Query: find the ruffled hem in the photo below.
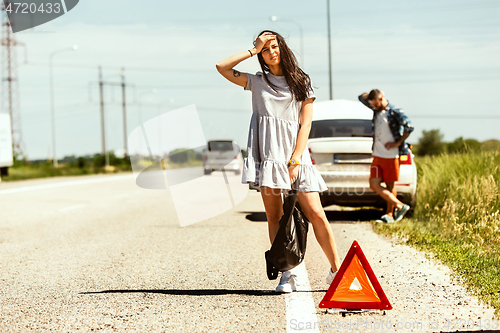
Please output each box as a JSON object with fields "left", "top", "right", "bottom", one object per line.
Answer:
{"left": 241, "top": 155, "right": 328, "bottom": 193}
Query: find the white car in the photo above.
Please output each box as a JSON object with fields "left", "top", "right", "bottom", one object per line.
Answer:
{"left": 203, "top": 140, "right": 242, "bottom": 175}
{"left": 308, "top": 100, "right": 417, "bottom": 213}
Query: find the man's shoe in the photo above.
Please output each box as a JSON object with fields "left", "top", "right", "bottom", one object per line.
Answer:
{"left": 326, "top": 268, "right": 338, "bottom": 285}
{"left": 276, "top": 271, "right": 297, "bottom": 293}
{"left": 394, "top": 204, "right": 410, "bottom": 222}
{"left": 375, "top": 214, "right": 395, "bottom": 223}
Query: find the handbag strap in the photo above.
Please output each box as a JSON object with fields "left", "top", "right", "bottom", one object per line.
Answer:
{"left": 290, "top": 178, "right": 300, "bottom": 194}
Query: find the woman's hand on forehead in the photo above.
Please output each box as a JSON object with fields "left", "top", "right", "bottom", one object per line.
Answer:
{"left": 254, "top": 33, "right": 276, "bottom": 53}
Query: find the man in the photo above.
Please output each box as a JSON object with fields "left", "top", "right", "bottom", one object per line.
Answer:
{"left": 359, "top": 89, "right": 414, "bottom": 223}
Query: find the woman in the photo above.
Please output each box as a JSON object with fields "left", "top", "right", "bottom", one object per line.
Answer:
{"left": 216, "top": 30, "right": 341, "bottom": 293}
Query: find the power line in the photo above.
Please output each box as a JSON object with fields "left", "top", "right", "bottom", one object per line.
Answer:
{"left": 311, "top": 75, "right": 500, "bottom": 85}
{"left": 23, "top": 60, "right": 500, "bottom": 78}
{"left": 24, "top": 62, "right": 215, "bottom": 74}
{"left": 19, "top": 98, "right": 500, "bottom": 122}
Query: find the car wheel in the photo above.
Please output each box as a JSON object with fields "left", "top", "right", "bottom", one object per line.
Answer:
{"left": 204, "top": 169, "right": 212, "bottom": 175}
{"left": 234, "top": 170, "right": 241, "bottom": 175}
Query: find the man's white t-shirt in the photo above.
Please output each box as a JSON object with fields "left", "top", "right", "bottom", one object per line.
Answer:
{"left": 373, "top": 111, "right": 399, "bottom": 159}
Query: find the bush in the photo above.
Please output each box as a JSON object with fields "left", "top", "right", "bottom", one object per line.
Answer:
{"left": 92, "top": 154, "right": 105, "bottom": 169}
{"left": 416, "top": 129, "right": 445, "bottom": 156}
{"left": 482, "top": 140, "right": 500, "bottom": 151}
{"left": 108, "top": 151, "right": 123, "bottom": 166}
{"left": 77, "top": 157, "right": 88, "bottom": 169}
{"left": 169, "top": 148, "right": 197, "bottom": 164}
{"left": 447, "top": 137, "right": 481, "bottom": 154}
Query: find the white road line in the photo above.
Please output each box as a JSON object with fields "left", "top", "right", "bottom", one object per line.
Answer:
{"left": 0, "top": 174, "right": 134, "bottom": 196}
{"left": 58, "top": 204, "right": 86, "bottom": 213}
{"left": 286, "top": 262, "right": 320, "bottom": 333}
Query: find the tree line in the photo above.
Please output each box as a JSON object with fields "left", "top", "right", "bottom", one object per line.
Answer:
{"left": 413, "top": 129, "right": 498, "bottom": 156}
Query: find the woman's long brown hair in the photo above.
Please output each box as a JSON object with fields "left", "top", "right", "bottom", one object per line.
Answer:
{"left": 256, "top": 30, "right": 312, "bottom": 103}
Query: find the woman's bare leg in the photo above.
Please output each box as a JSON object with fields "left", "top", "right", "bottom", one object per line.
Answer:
{"left": 260, "top": 186, "right": 284, "bottom": 244}
{"left": 297, "top": 191, "right": 341, "bottom": 272}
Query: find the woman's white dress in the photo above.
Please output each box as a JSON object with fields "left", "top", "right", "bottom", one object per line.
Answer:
{"left": 241, "top": 71, "right": 328, "bottom": 193}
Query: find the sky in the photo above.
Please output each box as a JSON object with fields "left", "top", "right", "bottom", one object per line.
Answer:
{"left": 2, "top": 0, "right": 500, "bottom": 160}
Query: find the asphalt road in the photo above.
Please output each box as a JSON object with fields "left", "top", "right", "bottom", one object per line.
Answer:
{"left": 0, "top": 169, "right": 496, "bottom": 332}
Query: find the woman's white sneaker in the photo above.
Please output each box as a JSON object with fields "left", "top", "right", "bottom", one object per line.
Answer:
{"left": 276, "top": 270, "right": 297, "bottom": 293}
{"left": 326, "top": 268, "right": 338, "bottom": 285}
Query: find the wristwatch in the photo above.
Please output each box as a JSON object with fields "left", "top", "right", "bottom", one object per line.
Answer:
{"left": 289, "top": 158, "right": 300, "bottom": 166}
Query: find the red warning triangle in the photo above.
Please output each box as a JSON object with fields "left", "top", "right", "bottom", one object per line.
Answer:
{"left": 319, "top": 240, "right": 392, "bottom": 310}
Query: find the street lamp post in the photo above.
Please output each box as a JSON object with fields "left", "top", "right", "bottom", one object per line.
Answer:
{"left": 49, "top": 45, "right": 78, "bottom": 167}
{"left": 270, "top": 16, "right": 304, "bottom": 68}
{"left": 326, "top": 0, "right": 333, "bottom": 100}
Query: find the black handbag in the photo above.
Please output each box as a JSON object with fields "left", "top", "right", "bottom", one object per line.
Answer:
{"left": 265, "top": 180, "right": 310, "bottom": 280}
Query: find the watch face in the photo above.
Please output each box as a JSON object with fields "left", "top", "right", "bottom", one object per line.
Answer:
{"left": 291, "top": 159, "right": 297, "bottom": 165}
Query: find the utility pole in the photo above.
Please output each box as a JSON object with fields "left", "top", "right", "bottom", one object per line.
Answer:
{"left": 327, "top": 0, "right": 333, "bottom": 100}
{"left": 1, "top": 1, "right": 25, "bottom": 157}
{"left": 94, "top": 67, "right": 134, "bottom": 162}
{"left": 98, "top": 66, "right": 108, "bottom": 166}
{"left": 121, "top": 67, "right": 128, "bottom": 158}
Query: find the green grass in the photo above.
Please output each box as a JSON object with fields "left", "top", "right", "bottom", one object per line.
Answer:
{"left": 2, "top": 158, "right": 204, "bottom": 182}
{"left": 374, "top": 151, "right": 500, "bottom": 317}
{"left": 2, "top": 163, "right": 131, "bottom": 181}
{"left": 161, "top": 159, "right": 203, "bottom": 170}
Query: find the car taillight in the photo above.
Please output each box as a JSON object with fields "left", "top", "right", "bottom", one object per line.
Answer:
{"left": 308, "top": 148, "right": 315, "bottom": 165}
{"left": 203, "top": 155, "right": 208, "bottom": 161}
{"left": 400, "top": 154, "right": 412, "bottom": 165}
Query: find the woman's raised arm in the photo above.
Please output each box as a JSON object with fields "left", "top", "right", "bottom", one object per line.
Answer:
{"left": 215, "top": 32, "right": 276, "bottom": 88}
{"left": 215, "top": 50, "right": 255, "bottom": 88}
